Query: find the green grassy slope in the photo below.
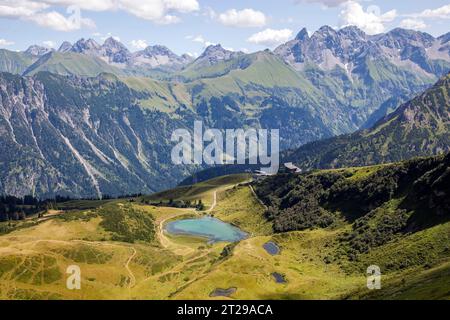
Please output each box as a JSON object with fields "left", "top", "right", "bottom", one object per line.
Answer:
{"left": 0, "top": 49, "right": 35, "bottom": 74}
{"left": 0, "top": 49, "right": 36, "bottom": 74}
{"left": 24, "top": 52, "right": 125, "bottom": 77}
{"left": 141, "top": 174, "right": 251, "bottom": 207}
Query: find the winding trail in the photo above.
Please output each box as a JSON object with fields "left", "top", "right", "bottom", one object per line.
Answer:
{"left": 249, "top": 185, "right": 268, "bottom": 209}
{"left": 206, "top": 191, "right": 217, "bottom": 212}
{"left": 125, "top": 247, "right": 137, "bottom": 288}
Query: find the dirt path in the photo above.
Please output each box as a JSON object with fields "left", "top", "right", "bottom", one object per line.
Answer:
{"left": 206, "top": 191, "right": 217, "bottom": 212}
{"left": 25, "top": 210, "right": 63, "bottom": 222}
{"left": 249, "top": 185, "right": 267, "bottom": 209}
{"left": 125, "top": 247, "right": 137, "bottom": 288}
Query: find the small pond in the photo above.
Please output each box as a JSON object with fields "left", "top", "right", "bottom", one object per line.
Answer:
{"left": 271, "top": 272, "right": 287, "bottom": 284}
{"left": 165, "top": 216, "right": 248, "bottom": 243}
{"left": 209, "top": 287, "right": 237, "bottom": 297}
{"left": 263, "top": 241, "right": 280, "bottom": 255}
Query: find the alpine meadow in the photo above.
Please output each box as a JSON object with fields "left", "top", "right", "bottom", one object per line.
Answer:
{"left": 0, "top": 0, "right": 449, "bottom": 303}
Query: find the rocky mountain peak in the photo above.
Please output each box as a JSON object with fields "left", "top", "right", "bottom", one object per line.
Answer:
{"left": 142, "top": 45, "right": 175, "bottom": 57}
{"left": 100, "top": 37, "right": 131, "bottom": 64}
{"left": 58, "top": 41, "right": 72, "bottom": 53}
{"left": 338, "top": 25, "right": 367, "bottom": 40}
{"left": 131, "top": 44, "right": 191, "bottom": 69}
{"left": 379, "top": 28, "right": 436, "bottom": 49}
{"left": 313, "top": 25, "right": 337, "bottom": 38}
{"left": 202, "top": 44, "right": 227, "bottom": 55}
{"left": 439, "top": 32, "right": 450, "bottom": 44}
{"left": 71, "top": 38, "right": 101, "bottom": 53}
{"left": 102, "top": 37, "right": 128, "bottom": 52}
{"left": 295, "top": 28, "right": 309, "bottom": 41}
{"left": 25, "top": 45, "right": 52, "bottom": 56}
{"left": 197, "top": 44, "right": 241, "bottom": 65}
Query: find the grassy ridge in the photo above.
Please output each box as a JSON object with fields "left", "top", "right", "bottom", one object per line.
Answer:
{"left": 0, "top": 50, "right": 35, "bottom": 74}
{"left": 141, "top": 173, "right": 250, "bottom": 207}
{"left": 24, "top": 52, "right": 125, "bottom": 77}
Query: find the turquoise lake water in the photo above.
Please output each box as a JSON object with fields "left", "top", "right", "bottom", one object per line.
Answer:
{"left": 165, "top": 216, "right": 248, "bottom": 243}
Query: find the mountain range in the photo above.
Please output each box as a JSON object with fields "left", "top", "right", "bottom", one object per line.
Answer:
{"left": 0, "top": 26, "right": 450, "bottom": 198}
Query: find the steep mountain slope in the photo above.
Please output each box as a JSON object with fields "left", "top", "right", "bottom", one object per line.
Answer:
{"left": 0, "top": 72, "right": 194, "bottom": 198}
{"left": 123, "top": 50, "right": 340, "bottom": 147}
{"left": 287, "top": 72, "right": 450, "bottom": 170}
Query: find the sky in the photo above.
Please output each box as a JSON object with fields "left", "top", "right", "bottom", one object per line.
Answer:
{"left": 0, "top": 0, "right": 449, "bottom": 56}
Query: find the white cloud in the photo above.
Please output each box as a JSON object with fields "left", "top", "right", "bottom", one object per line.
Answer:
{"left": 0, "top": 38, "right": 14, "bottom": 46}
{"left": 296, "top": 0, "right": 351, "bottom": 8}
{"left": 93, "top": 32, "right": 120, "bottom": 42}
{"left": 0, "top": 0, "right": 49, "bottom": 17}
{"left": 156, "top": 14, "right": 180, "bottom": 24}
{"left": 409, "top": 4, "right": 450, "bottom": 19}
{"left": 130, "top": 39, "right": 148, "bottom": 50}
{"left": 0, "top": 0, "right": 200, "bottom": 30}
{"left": 217, "top": 8, "right": 267, "bottom": 28}
{"left": 192, "top": 35, "right": 205, "bottom": 43}
{"left": 188, "top": 34, "right": 216, "bottom": 48}
{"left": 247, "top": 28, "right": 293, "bottom": 47}
{"left": 43, "top": 40, "right": 56, "bottom": 48}
{"left": 39, "top": 0, "right": 200, "bottom": 13}
{"left": 202, "top": 6, "right": 216, "bottom": 19}
{"left": 29, "top": 10, "right": 95, "bottom": 31}
{"left": 399, "top": 18, "right": 427, "bottom": 31}
{"left": 163, "top": 0, "right": 199, "bottom": 12}
{"left": 0, "top": 1, "right": 95, "bottom": 31}
{"left": 339, "top": 1, "right": 396, "bottom": 35}
{"left": 185, "top": 52, "right": 198, "bottom": 58}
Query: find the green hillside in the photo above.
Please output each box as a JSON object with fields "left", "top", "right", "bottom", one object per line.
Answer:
{"left": 0, "top": 49, "right": 35, "bottom": 74}
{"left": 24, "top": 52, "right": 125, "bottom": 77}
{"left": 0, "top": 155, "right": 448, "bottom": 299}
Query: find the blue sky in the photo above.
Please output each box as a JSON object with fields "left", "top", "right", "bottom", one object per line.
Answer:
{"left": 0, "top": 0, "right": 449, "bottom": 56}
